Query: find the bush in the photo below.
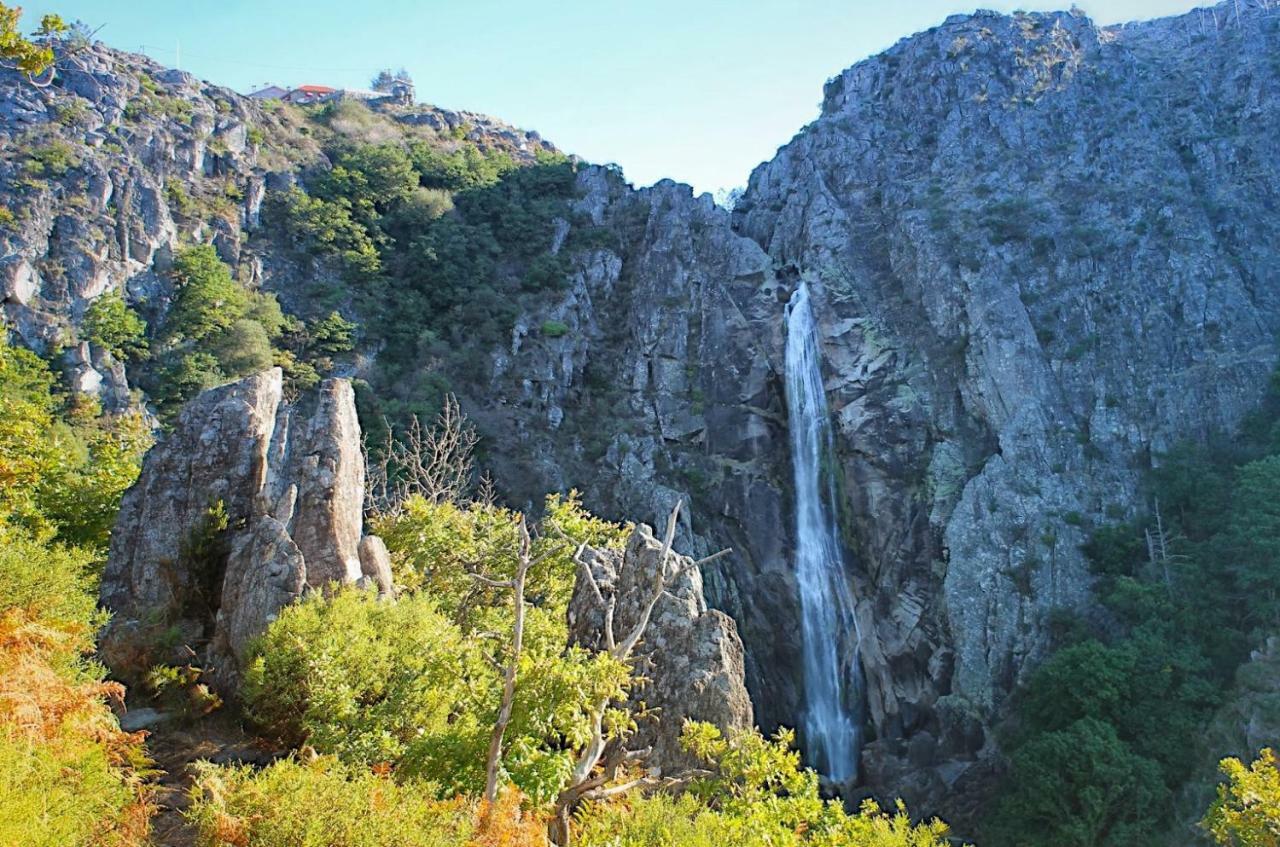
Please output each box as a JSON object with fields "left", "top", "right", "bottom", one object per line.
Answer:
{"left": 540, "top": 320, "right": 569, "bottom": 338}
{"left": 243, "top": 588, "right": 476, "bottom": 767}
{"left": 186, "top": 757, "right": 475, "bottom": 847}
{"left": 246, "top": 495, "right": 631, "bottom": 803}
{"left": 0, "top": 336, "right": 149, "bottom": 550}
{"left": 83, "top": 292, "right": 147, "bottom": 359}
{"left": 986, "top": 718, "right": 1166, "bottom": 847}
{"left": 1202, "top": 748, "right": 1280, "bottom": 846}
{"left": 0, "top": 522, "right": 152, "bottom": 847}
{"left": 409, "top": 142, "right": 516, "bottom": 191}
{"left": 271, "top": 187, "right": 381, "bottom": 278}
{"left": 575, "top": 722, "right": 955, "bottom": 847}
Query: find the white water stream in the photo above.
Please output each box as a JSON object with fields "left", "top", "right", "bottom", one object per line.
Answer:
{"left": 783, "top": 281, "right": 864, "bottom": 784}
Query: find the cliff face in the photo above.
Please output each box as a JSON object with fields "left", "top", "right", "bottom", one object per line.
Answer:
{"left": 730, "top": 0, "right": 1280, "bottom": 797}
{"left": 5, "top": 0, "right": 1280, "bottom": 817}
{"left": 459, "top": 0, "right": 1280, "bottom": 810}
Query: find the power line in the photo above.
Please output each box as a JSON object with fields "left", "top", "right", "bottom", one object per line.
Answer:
{"left": 135, "top": 43, "right": 380, "bottom": 75}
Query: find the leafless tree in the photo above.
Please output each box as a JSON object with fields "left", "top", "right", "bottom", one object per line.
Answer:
{"left": 1144, "top": 497, "right": 1186, "bottom": 598}
{"left": 363, "top": 394, "right": 478, "bottom": 513}
{"left": 547, "top": 499, "right": 730, "bottom": 846}
{"left": 475, "top": 517, "right": 533, "bottom": 802}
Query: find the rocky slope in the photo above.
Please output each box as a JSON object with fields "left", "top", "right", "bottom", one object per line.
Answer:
{"left": 4, "top": 0, "right": 1280, "bottom": 822}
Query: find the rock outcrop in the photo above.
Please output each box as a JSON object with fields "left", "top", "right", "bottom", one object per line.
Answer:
{"left": 99, "top": 369, "right": 389, "bottom": 685}
{"left": 568, "top": 522, "right": 754, "bottom": 773}
{"left": 9, "top": 0, "right": 1280, "bottom": 822}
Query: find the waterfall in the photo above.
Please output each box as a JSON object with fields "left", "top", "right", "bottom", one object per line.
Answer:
{"left": 784, "top": 281, "right": 864, "bottom": 785}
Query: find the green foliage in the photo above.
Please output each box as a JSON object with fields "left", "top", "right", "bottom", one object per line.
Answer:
{"left": 315, "top": 143, "right": 418, "bottom": 222}
{"left": 145, "top": 245, "right": 305, "bottom": 415}
{"left": 83, "top": 292, "right": 147, "bottom": 359}
{"left": 0, "top": 379, "right": 150, "bottom": 847}
{"left": 24, "top": 141, "right": 79, "bottom": 178}
{"left": 167, "top": 245, "right": 253, "bottom": 342}
{"left": 243, "top": 588, "right": 479, "bottom": 771}
{"left": 271, "top": 186, "right": 382, "bottom": 278}
{"left": 575, "top": 722, "right": 956, "bottom": 847}
{"left": 988, "top": 719, "right": 1166, "bottom": 847}
{"left": 1202, "top": 748, "right": 1280, "bottom": 847}
{"left": 994, "top": 371, "right": 1280, "bottom": 846}
{"left": 409, "top": 142, "right": 516, "bottom": 191}
{"left": 246, "top": 494, "right": 631, "bottom": 804}
{"left": 0, "top": 4, "right": 67, "bottom": 78}
{"left": 186, "top": 757, "right": 475, "bottom": 847}
{"left": 0, "top": 335, "right": 149, "bottom": 551}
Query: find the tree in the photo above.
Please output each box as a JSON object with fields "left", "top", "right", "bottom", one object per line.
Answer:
{"left": 987, "top": 718, "right": 1166, "bottom": 847}
{"left": 0, "top": 4, "right": 66, "bottom": 84}
{"left": 1224, "top": 455, "right": 1280, "bottom": 628}
{"left": 548, "top": 500, "right": 731, "bottom": 846}
{"left": 365, "top": 394, "right": 478, "bottom": 512}
{"left": 371, "top": 67, "right": 412, "bottom": 92}
{"left": 83, "top": 291, "right": 147, "bottom": 359}
{"left": 1203, "top": 748, "right": 1280, "bottom": 847}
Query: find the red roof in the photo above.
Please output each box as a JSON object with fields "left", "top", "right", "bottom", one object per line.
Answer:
{"left": 293, "top": 85, "right": 335, "bottom": 94}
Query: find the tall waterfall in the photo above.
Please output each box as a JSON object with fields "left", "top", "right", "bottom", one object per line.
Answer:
{"left": 784, "top": 282, "right": 864, "bottom": 784}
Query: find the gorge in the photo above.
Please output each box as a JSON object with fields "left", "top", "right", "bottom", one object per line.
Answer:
{"left": 3, "top": 0, "right": 1280, "bottom": 842}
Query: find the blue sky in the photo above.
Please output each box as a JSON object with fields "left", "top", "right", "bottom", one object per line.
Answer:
{"left": 24, "top": 1, "right": 1207, "bottom": 195}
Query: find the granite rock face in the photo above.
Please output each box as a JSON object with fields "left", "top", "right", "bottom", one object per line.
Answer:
{"left": 464, "top": 1, "right": 1280, "bottom": 815}
{"left": 99, "top": 369, "right": 389, "bottom": 684}
{"left": 9, "top": 0, "right": 1280, "bottom": 820}
{"left": 568, "top": 523, "right": 754, "bottom": 773}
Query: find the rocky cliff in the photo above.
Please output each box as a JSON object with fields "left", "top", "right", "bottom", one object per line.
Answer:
{"left": 99, "top": 369, "right": 391, "bottom": 685}
{"left": 5, "top": 0, "right": 1280, "bottom": 820}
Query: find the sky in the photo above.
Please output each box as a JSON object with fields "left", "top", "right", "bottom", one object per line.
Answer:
{"left": 23, "top": 0, "right": 1210, "bottom": 196}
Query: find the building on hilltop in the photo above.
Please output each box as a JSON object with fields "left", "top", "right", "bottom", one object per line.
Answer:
{"left": 282, "top": 84, "right": 336, "bottom": 104}
{"left": 247, "top": 84, "right": 288, "bottom": 100}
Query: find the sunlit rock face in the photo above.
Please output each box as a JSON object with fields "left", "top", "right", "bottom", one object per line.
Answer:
{"left": 99, "top": 370, "right": 388, "bottom": 686}
{"left": 8, "top": 0, "right": 1280, "bottom": 824}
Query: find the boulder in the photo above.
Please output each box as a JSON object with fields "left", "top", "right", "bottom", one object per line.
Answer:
{"left": 99, "top": 369, "right": 390, "bottom": 686}
{"left": 568, "top": 523, "right": 753, "bottom": 774}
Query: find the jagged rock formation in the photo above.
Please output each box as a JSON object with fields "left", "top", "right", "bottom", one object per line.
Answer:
{"left": 568, "top": 523, "right": 753, "bottom": 772}
{"left": 99, "top": 369, "right": 388, "bottom": 685}
{"left": 458, "top": 0, "right": 1280, "bottom": 815}
{"left": 6, "top": 0, "right": 1280, "bottom": 821}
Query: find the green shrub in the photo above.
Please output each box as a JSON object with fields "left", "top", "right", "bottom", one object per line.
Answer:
{"left": 243, "top": 588, "right": 478, "bottom": 769}
{"left": 83, "top": 292, "right": 147, "bottom": 359}
{"left": 25, "top": 141, "right": 78, "bottom": 178}
{"left": 540, "top": 320, "right": 569, "bottom": 338}
{"left": 987, "top": 718, "right": 1166, "bottom": 847}
{"left": 186, "top": 757, "right": 474, "bottom": 847}
{"left": 0, "top": 523, "right": 151, "bottom": 847}
{"left": 270, "top": 187, "right": 381, "bottom": 278}
{"left": 576, "top": 722, "right": 955, "bottom": 847}
{"left": 247, "top": 495, "right": 631, "bottom": 802}
{"left": 0, "top": 336, "right": 149, "bottom": 550}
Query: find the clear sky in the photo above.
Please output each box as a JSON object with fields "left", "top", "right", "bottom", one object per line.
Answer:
{"left": 22, "top": 0, "right": 1209, "bottom": 196}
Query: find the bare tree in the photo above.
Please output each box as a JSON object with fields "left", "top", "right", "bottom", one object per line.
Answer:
{"left": 363, "top": 394, "right": 478, "bottom": 513}
{"left": 1144, "top": 497, "right": 1186, "bottom": 599}
{"left": 475, "top": 518, "right": 532, "bottom": 802}
{"left": 547, "top": 500, "right": 730, "bottom": 845}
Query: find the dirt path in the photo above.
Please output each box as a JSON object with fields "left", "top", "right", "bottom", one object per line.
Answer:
{"left": 122, "top": 704, "right": 279, "bottom": 847}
